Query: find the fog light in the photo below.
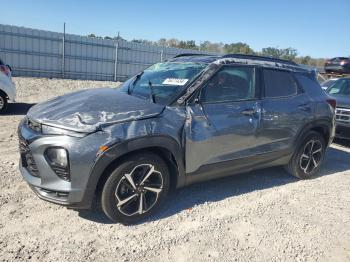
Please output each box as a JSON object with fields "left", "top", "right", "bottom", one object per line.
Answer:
{"left": 45, "top": 147, "right": 70, "bottom": 181}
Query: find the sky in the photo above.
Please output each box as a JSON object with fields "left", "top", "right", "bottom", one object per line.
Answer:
{"left": 1, "top": 0, "right": 349, "bottom": 58}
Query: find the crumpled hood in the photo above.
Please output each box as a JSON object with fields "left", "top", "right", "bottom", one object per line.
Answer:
{"left": 329, "top": 95, "right": 350, "bottom": 108}
{"left": 27, "top": 88, "right": 164, "bottom": 133}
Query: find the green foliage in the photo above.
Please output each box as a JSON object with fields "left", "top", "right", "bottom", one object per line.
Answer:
{"left": 261, "top": 47, "right": 298, "bottom": 60}
{"left": 131, "top": 39, "right": 154, "bottom": 45}
{"left": 223, "top": 42, "right": 255, "bottom": 55}
{"left": 87, "top": 33, "right": 326, "bottom": 67}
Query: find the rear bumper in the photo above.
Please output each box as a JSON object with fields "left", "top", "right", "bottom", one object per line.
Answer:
{"left": 335, "top": 123, "right": 350, "bottom": 139}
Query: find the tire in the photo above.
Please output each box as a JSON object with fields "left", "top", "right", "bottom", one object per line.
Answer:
{"left": 101, "top": 152, "right": 170, "bottom": 224}
{"left": 0, "top": 92, "right": 8, "bottom": 113}
{"left": 285, "top": 131, "right": 326, "bottom": 179}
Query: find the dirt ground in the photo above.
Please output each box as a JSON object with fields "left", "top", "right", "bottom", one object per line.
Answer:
{"left": 0, "top": 77, "right": 349, "bottom": 262}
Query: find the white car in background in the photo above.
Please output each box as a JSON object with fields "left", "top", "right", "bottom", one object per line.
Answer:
{"left": 321, "top": 78, "right": 338, "bottom": 90}
{"left": 0, "top": 59, "right": 16, "bottom": 112}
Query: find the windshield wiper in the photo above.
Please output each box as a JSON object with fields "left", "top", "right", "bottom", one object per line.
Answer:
{"left": 128, "top": 71, "right": 144, "bottom": 95}
{"left": 148, "top": 80, "right": 156, "bottom": 103}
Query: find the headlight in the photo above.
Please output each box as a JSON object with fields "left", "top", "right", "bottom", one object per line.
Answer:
{"left": 45, "top": 147, "right": 70, "bottom": 181}
{"left": 42, "top": 124, "right": 86, "bottom": 137}
{"left": 27, "top": 118, "right": 42, "bottom": 133}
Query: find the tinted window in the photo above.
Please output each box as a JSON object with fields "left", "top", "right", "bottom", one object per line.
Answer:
{"left": 201, "top": 66, "right": 255, "bottom": 103}
{"left": 295, "top": 73, "right": 324, "bottom": 96}
{"left": 263, "top": 69, "right": 297, "bottom": 98}
{"left": 321, "top": 79, "right": 337, "bottom": 88}
{"left": 327, "top": 79, "right": 350, "bottom": 96}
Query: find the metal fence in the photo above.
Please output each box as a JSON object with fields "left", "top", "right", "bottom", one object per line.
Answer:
{"left": 0, "top": 24, "right": 211, "bottom": 81}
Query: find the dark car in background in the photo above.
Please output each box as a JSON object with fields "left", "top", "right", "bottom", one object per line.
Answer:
{"left": 326, "top": 78, "right": 350, "bottom": 139}
{"left": 325, "top": 57, "right": 350, "bottom": 75}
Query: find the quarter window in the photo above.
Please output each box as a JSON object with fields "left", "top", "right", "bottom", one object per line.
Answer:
{"left": 263, "top": 69, "right": 297, "bottom": 98}
{"left": 201, "top": 66, "right": 255, "bottom": 103}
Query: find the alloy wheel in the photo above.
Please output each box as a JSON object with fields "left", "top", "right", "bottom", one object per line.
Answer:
{"left": 115, "top": 164, "right": 163, "bottom": 216}
{"left": 299, "top": 139, "right": 323, "bottom": 174}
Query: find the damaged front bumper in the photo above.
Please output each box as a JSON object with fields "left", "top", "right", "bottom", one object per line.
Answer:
{"left": 17, "top": 119, "right": 100, "bottom": 209}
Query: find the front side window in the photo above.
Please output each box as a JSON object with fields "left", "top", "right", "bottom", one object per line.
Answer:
{"left": 201, "top": 66, "right": 255, "bottom": 103}
{"left": 263, "top": 69, "right": 298, "bottom": 98}
{"left": 327, "top": 79, "right": 350, "bottom": 96}
{"left": 125, "top": 62, "right": 207, "bottom": 105}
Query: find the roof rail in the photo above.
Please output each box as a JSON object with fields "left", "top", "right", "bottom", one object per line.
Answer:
{"left": 222, "top": 54, "right": 298, "bottom": 66}
{"left": 173, "top": 53, "right": 212, "bottom": 58}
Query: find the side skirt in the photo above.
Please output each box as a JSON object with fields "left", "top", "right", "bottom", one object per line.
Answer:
{"left": 185, "top": 150, "right": 292, "bottom": 186}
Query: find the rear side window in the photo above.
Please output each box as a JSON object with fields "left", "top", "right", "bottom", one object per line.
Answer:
{"left": 263, "top": 69, "right": 297, "bottom": 98}
{"left": 295, "top": 73, "right": 324, "bottom": 96}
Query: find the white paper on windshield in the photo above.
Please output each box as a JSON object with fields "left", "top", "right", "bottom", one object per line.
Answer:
{"left": 162, "top": 78, "right": 188, "bottom": 86}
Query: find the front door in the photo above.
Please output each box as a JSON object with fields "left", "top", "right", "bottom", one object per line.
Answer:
{"left": 185, "top": 65, "right": 263, "bottom": 174}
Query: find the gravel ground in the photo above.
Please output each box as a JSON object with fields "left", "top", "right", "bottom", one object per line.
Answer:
{"left": 0, "top": 77, "right": 350, "bottom": 262}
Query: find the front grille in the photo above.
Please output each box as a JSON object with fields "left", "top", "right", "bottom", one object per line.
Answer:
{"left": 336, "top": 107, "right": 350, "bottom": 124}
{"left": 19, "top": 136, "right": 40, "bottom": 177}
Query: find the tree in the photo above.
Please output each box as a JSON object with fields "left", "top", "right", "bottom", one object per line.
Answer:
{"left": 177, "top": 40, "right": 197, "bottom": 50}
{"left": 199, "top": 41, "right": 223, "bottom": 53}
{"left": 157, "top": 38, "right": 167, "bottom": 46}
{"left": 166, "top": 38, "right": 180, "bottom": 48}
{"left": 261, "top": 47, "right": 298, "bottom": 60}
{"left": 223, "top": 42, "right": 255, "bottom": 54}
{"left": 131, "top": 39, "right": 154, "bottom": 45}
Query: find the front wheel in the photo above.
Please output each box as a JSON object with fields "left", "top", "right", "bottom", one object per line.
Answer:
{"left": 285, "top": 131, "right": 326, "bottom": 179}
{"left": 101, "top": 153, "right": 170, "bottom": 224}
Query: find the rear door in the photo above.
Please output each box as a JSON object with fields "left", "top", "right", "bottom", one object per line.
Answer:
{"left": 260, "top": 69, "right": 312, "bottom": 155}
{"left": 185, "top": 65, "right": 263, "bottom": 174}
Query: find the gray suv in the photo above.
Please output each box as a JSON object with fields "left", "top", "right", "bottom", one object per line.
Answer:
{"left": 18, "top": 54, "right": 336, "bottom": 224}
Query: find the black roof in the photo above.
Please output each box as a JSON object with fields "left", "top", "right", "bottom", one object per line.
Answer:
{"left": 222, "top": 54, "right": 298, "bottom": 66}
{"left": 168, "top": 54, "right": 220, "bottom": 63}
{"left": 170, "top": 53, "right": 308, "bottom": 72}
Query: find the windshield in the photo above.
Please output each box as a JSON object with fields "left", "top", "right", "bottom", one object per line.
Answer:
{"left": 121, "top": 62, "right": 207, "bottom": 105}
{"left": 327, "top": 79, "right": 350, "bottom": 96}
{"left": 322, "top": 79, "right": 337, "bottom": 88}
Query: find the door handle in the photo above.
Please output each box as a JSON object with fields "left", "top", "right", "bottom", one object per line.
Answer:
{"left": 241, "top": 108, "right": 256, "bottom": 116}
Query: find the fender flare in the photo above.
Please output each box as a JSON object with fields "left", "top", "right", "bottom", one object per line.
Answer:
{"left": 80, "top": 135, "right": 186, "bottom": 208}
{"left": 293, "top": 118, "right": 334, "bottom": 151}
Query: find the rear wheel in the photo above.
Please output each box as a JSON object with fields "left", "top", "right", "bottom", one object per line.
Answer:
{"left": 0, "top": 93, "right": 8, "bottom": 113}
{"left": 101, "top": 153, "right": 170, "bottom": 224}
{"left": 286, "top": 131, "right": 326, "bottom": 179}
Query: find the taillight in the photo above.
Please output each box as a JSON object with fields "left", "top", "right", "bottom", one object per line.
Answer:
{"left": 326, "top": 99, "right": 336, "bottom": 110}
{"left": 0, "top": 65, "right": 10, "bottom": 77}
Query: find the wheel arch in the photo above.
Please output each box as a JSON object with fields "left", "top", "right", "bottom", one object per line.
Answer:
{"left": 0, "top": 89, "right": 8, "bottom": 98}
{"left": 294, "top": 119, "right": 333, "bottom": 150}
{"left": 81, "top": 135, "right": 185, "bottom": 208}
